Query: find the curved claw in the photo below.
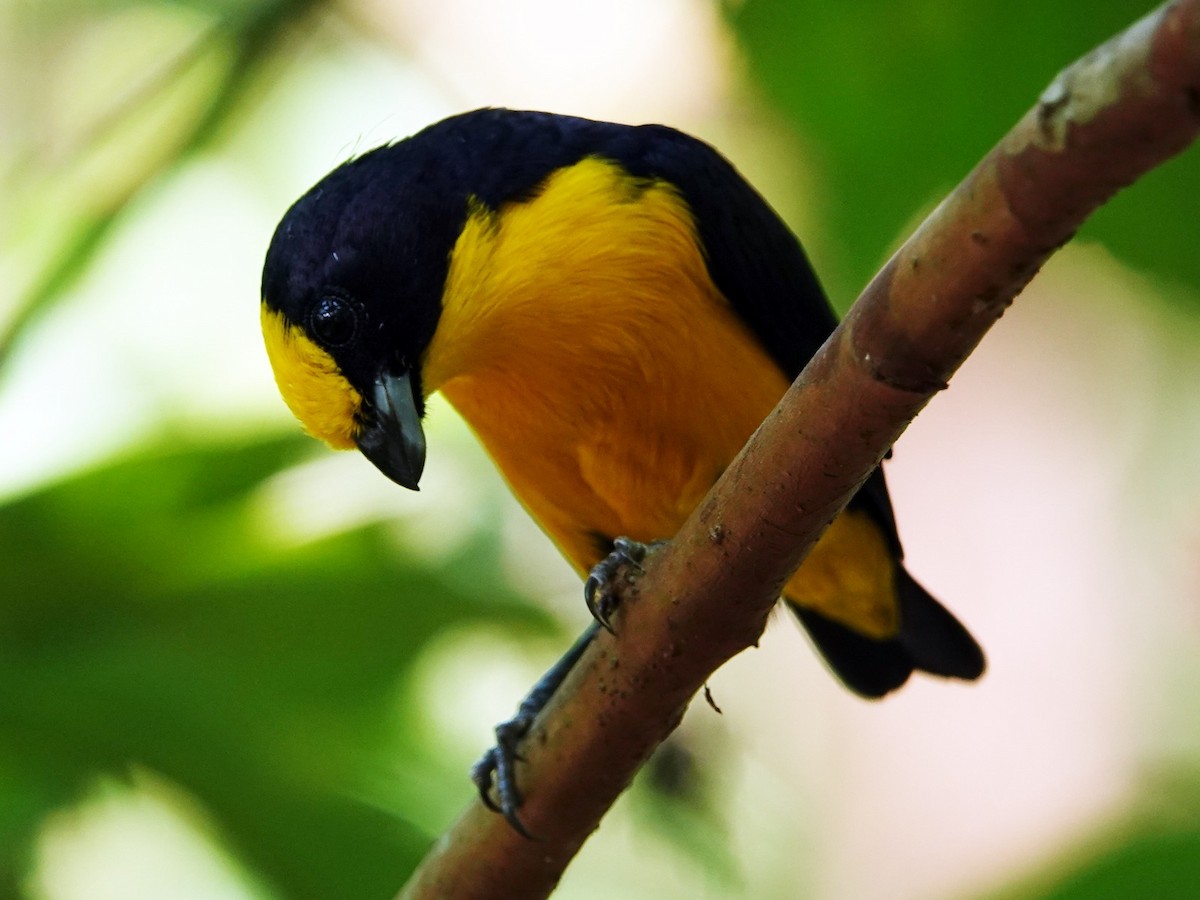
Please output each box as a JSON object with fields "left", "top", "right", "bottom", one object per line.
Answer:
{"left": 471, "top": 718, "right": 536, "bottom": 839}
{"left": 470, "top": 748, "right": 502, "bottom": 813}
{"left": 583, "top": 571, "right": 615, "bottom": 634}
{"left": 584, "top": 537, "right": 668, "bottom": 632}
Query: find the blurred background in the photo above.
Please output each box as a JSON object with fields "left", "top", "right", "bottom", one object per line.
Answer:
{"left": 3, "top": 0, "right": 1199, "bottom": 898}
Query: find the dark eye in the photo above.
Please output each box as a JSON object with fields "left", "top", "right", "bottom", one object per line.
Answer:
{"left": 309, "top": 295, "right": 359, "bottom": 348}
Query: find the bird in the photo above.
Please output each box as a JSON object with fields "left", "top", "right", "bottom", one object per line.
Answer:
{"left": 259, "top": 107, "right": 985, "bottom": 831}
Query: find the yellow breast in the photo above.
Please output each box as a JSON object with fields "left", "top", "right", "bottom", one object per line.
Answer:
{"left": 422, "top": 159, "right": 784, "bottom": 559}
{"left": 422, "top": 157, "right": 897, "bottom": 637}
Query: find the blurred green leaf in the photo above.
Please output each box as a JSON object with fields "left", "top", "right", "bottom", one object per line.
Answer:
{"left": 1, "top": 436, "right": 552, "bottom": 898}
{"left": 728, "top": 0, "right": 1200, "bottom": 308}
{"left": 986, "top": 774, "right": 1200, "bottom": 900}
{"left": 1032, "top": 828, "right": 1200, "bottom": 899}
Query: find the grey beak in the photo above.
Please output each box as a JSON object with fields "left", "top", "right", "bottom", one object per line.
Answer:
{"left": 355, "top": 369, "right": 426, "bottom": 490}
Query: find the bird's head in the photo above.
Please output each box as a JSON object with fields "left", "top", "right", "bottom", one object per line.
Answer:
{"left": 260, "top": 142, "right": 468, "bottom": 490}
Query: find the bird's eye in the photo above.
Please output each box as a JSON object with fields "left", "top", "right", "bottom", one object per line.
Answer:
{"left": 310, "top": 295, "right": 359, "bottom": 348}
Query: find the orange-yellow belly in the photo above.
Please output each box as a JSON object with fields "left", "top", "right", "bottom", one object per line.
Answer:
{"left": 421, "top": 156, "right": 899, "bottom": 638}
{"left": 437, "top": 300, "right": 900, "bottom": 639}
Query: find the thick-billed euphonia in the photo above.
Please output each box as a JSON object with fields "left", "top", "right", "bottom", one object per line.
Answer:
{"left": 260, "top": 108, "right": 985, "bottom": 827}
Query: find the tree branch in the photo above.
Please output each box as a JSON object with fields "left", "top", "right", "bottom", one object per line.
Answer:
{"left": 398, "top": 3, "right": 1200, "bottom": 897}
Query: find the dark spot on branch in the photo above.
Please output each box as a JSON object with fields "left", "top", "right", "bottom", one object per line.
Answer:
{"left": 1186, "top": 86, "right": 1200, "bottom": 119}
{"left": 1037, "top": 79, "right": 1071, "bottom": 146}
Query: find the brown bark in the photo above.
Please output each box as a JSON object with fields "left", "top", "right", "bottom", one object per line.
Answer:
{"left": 399, "top": 2, "right": 1200, "bottom": 897}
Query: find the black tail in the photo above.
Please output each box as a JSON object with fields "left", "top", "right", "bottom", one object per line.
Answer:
{"left": 788, "top": 567, "right": 985, "bottom": 698}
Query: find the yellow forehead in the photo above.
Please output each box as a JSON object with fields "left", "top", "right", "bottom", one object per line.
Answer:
{"left": 260, "top": 304, "right": 361, "bottom": 449}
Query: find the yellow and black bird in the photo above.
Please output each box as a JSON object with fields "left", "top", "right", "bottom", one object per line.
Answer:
{"left": 260, "top": 108, "right": 984, "bottom": 827}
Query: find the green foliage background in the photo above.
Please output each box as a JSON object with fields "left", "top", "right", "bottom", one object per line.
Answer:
{"left": 2, "top": 1, "right": 1197, "bottom": 897}
{"left": 730, "top": 0, "right": 1200, "bottom": 304}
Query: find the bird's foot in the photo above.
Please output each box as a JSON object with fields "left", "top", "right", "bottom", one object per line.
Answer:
{"left": 470, "top": 711, "right": 536, "bottom": 838}
{"left": 469, "top": 622, "right": 601, "bottom": 838}
{"left": 584, "top": 537, "right": 667, "bottom": 633}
